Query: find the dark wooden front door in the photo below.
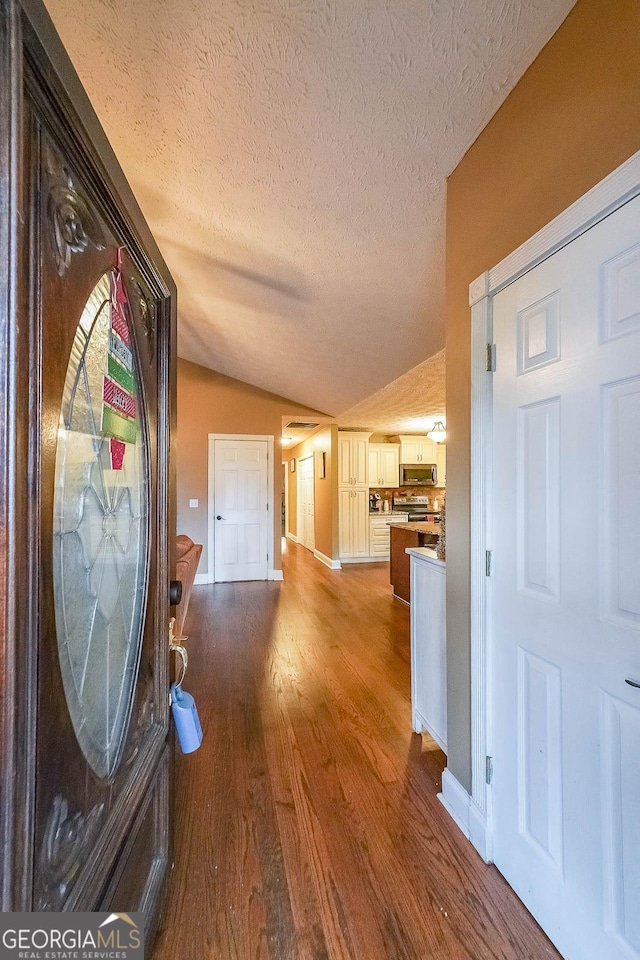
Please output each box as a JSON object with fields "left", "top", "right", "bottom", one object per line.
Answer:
{"left": 0, "top": 0, "right": 176, "bottom": 941}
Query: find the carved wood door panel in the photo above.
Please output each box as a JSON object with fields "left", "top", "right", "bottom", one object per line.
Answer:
{"left": 0, "top": 0, "right": 176, "bottom": 942}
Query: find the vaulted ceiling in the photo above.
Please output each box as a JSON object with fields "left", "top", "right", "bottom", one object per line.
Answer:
{"left": 339, "top": 348, "right": 445, "bottom": 435}
{"left": 45, "top": 0, "right": 575, "bottom": 416}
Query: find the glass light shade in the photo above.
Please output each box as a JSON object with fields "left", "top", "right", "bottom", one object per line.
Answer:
{"left": 427, "top": 420, "right": 446, "bottom": 443}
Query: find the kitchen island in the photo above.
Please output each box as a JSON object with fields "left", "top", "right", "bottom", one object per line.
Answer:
{"left": 389, "top": 521, "right": 440, "bottom": 602}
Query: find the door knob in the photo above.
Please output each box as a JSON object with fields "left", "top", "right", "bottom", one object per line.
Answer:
{"left": 169, "top": 580, "right": 182, "bottom": 605}
{"left": 216, "top": 515, "right": 225, "bottom": 520}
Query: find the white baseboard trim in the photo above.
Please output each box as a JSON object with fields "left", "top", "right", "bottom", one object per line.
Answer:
{"left": 268, "top": 568, "right": 284, "bottom": 581}
{"left": 412, "top": 708, "right": 447, "bottom": 755}
{"left": 313, "top": 549, "right": 342, "bottom": 570}
{"left": 340, "top": 556, "right": 389, "bottom": 564}
{"left": 194, "top": 572, "right": 213, "bottom": 585}
{"left": 286, "top": 532, "right": 299, "bottom": 543}
{"left": 438, "top": 768, "right": 491, "bottom": 863}
{"left": 469, "top": 797, "right": 492, "bottom": 863}
{"left": 438, "top": 768, "right": 470, "bottom": 839}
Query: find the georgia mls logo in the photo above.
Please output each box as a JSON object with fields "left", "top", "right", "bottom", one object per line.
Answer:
{"left": 0, "top": 911, "right": 144, "bottom": 959}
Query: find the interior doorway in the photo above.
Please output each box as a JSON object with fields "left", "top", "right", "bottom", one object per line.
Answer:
{"left": 297, "top": 454, "right": 315, "bottom": 552}
{"left": 208, "top": 435, "right": 273, "bottom": 582}
{"left": 282, "top": 461, "right": 287, "bottom": 537}
{"left": 469, "top": 151, "right": 640, "bottom": 960}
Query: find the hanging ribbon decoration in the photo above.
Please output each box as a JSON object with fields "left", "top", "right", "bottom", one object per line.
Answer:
{"left": 102, "top": 247, "right": 140, "bottom": 466}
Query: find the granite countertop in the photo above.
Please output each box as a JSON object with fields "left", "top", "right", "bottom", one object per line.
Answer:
{"left": 368, "top": 510, "right": 409, "bottom": 516}
{"left": 388, "top": 520, "right": 440, "bottom": 534}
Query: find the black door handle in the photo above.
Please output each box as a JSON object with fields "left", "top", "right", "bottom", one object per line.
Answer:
{"left": 169, "top": 580, "right": 183, "bottom": 606}
{"left": 216, "top": 515, "right": 225, "bottom": 520}
{"left": 625, "top": 678, "right": 640, "bottom": 689}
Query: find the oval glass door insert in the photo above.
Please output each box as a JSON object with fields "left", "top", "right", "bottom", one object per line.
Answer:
{"left": 53, "top": 270, "right": 149, "bottom": 780}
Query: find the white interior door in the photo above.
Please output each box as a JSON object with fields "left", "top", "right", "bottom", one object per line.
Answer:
{"left": 297, "top": 455, "right": 315, "bottom": 551}
{"left": 491, "top": 194, "right": 640, "bottom": 960}
{"left": 214, "top": 439, "right": 269, "bottom": 582}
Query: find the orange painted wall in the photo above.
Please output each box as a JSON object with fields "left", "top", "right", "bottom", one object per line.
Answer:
{"left": 445, "top": 0, "right": 640, "bottom": 789}
{"left": 284, "top": 425, "right": 338, "bottom": 561}
{"left": 177, "top": 358, "right": 326, "bottom": 573}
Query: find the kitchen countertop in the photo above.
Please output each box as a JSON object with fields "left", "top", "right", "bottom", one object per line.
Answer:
{"left": 388, "top": 520, "right": 440, "bottom": 534}
{"left": 369, "top": 511, "right": 409, "bottom": 516}
{"left": 405, "top": 545, "right": 444, "bottom": 567}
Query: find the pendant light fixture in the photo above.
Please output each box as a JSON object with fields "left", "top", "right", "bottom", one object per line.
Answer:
{"left": 427, "top": 420, "right": 446, "bottom": 443}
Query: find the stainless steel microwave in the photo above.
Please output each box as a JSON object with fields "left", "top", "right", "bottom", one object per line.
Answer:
{"left": 399, "top": 463, "right": 437, "bottom": 486}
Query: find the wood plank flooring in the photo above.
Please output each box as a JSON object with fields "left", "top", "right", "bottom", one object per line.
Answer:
{"left": 153, "top": 541, "right": 560, "bottom": 960}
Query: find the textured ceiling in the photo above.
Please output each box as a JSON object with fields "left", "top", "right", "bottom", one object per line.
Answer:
{"left": 339, "top": 348, "right": 445, "bottom": 435}
{"left": 44, "top": 0, "right": 575, "bottom": 415}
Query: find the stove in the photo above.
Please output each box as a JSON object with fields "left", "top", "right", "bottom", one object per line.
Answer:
{"left": 392, "top": 495, "right": 440, "bottom": 523}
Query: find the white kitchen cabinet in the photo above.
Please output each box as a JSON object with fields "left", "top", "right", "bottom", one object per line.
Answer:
{"left": 339, "top": 488, "right": 353, "bottom": 557}
{"left": 368, "top": 445, "right": 382, "bottom": 486}
{"left": 395, "top": 435, "right": 437, "bottom": 464}
{"left": 368, "top": 443, "right": 400, "bottom": 487}
{"left": 369, "top": 513, "right": 408, "bottom": 559}
{"left": 338, "top": 432, "right": 370, "bottom": 485}
{"left": 409, "top": 548, "right": 447, "bottom": 753}
{"left": 339, "top": 487, "right": 370, "bottom": 559}
{"left": 338, "top": 435, "right": 353, "bottom": 486}
{"left": 436, "top": 444, "right": 446, "bottom": 487}
{"left": 339, "top": 432, "right": 371, "bottom": 560}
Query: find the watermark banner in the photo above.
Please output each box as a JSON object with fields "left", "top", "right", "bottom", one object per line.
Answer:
{"left": 0, "top": 913, "right": 144, "bottom": 960}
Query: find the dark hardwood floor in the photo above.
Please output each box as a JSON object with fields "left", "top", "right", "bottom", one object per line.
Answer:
{"left": 153, "top": 541, "right": 560, "bottom": 960}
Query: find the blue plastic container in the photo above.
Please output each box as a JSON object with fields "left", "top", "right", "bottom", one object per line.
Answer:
{"left": 170, "top": 683, "right": 203, "bottom": 753}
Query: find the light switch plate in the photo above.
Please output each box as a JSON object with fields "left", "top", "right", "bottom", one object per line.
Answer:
{"left": 189, "top": 498, "right": 198, "bottom": 508}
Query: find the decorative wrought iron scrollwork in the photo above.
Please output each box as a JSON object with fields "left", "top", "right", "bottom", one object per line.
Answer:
{"left": 43, "top": 140, "right": 106, "bottom": 276}
{"left": 37, "top": 795, "right": 105, "bottom": 909}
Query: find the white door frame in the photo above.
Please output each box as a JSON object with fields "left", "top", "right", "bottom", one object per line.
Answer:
{"left": 296, "top": 453, "right": 315, "bottom": 552}
{"left": 282, "top": 461, "right": 288, "bottom": 540}
{"left": 202, "top": 433, "right": 279, "bottom": 584}
{"left": 439, "top": 148, "right": 640, "bottom": 861}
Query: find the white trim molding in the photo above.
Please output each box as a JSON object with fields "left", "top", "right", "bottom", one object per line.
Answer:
{"left": 468, "top": 271, "right": 489, "bottom": 306}
{"left": 463, "top": 147, "right": 640, "bottom": 872}
{"left": 313, "top": 549, "right": 342, "bottom": 570}
{"left": 470, "top": 278, "right": 492, "bottom": 833}
{"left": 194, "top": 572, "right": 212, "bottom": 586}
{"left": 488, "top": 148, "right": 640, "bottom": 297}
{"left": 286, "top": 532, "right": 299, "bottom": 544}
{"left": 207, "top": 433, "right": 275, "bottom": 583}
{"left": 438, "top": 769, "right": 490, "bottom": 862}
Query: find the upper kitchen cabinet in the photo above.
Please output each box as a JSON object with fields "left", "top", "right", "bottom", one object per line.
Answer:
{"left": 395, "top": 435, "right": 437, "bottom": 464}
{"left": 436, "top": 444, "right": 446, "bottom": 486}
{"left": 369, "top": 443, "right": 400, "bottom": 487}
{"left": 338, "top": 432, "right": 371, "bottom": 486}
